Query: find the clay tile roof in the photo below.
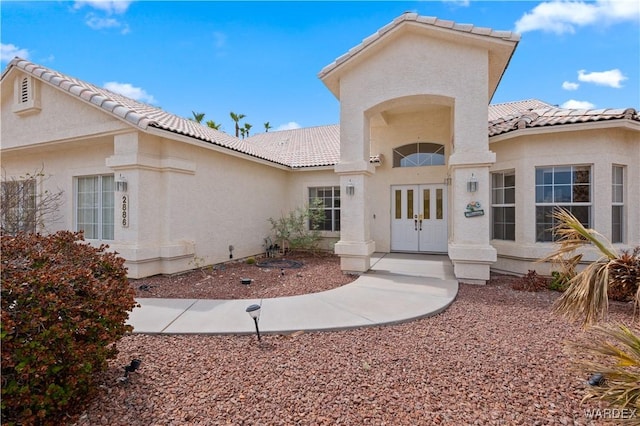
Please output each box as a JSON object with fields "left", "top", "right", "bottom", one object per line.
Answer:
{"left": 488, "top": 100, "right": 640, "bottom": 137}
{"left": 244, "top": 125, "right": 340, "bottom": 168}
{"left": 4, "top": 57, "right": 283, "bottom": 165}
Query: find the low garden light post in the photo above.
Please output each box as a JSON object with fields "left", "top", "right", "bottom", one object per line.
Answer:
{"left": 246, "top": 304, "right": 262, "bottom": 342}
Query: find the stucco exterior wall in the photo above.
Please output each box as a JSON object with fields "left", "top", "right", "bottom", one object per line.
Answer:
{"left": 1, "top": 73, "right": 128, "bottom": 149}
{"left": 490, "top": 126, "right": 640, "bottom": 275}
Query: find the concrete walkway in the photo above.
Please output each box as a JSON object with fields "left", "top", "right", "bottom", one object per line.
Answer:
{"left": 127, "top": 253, "right": 458, "bottom": 335}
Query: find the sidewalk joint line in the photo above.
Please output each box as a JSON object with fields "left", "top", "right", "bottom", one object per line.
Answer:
{"left": 160, "top": 300, "right": 198, "bottom": 332}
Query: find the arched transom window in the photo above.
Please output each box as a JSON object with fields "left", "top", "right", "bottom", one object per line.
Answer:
{"left": 393, "top": 143, "right": 445, "bottom": 168}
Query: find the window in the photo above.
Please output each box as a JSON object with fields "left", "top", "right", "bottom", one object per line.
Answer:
{"left": 535, "top": 166, "right": 591, "bottom": 242}
{"left": 491, "top": 171, "right": 515, "bottom": 240}
{"left": 308, "top": 186, "right": 340, "bottom": 231}
{"left": 393, "top": 143, "right": 445, "bottom": 168}
{"left": 612, "top": 165, "right": 624, "bottom": 243}
{"left": 76, "top": 175, "right": 114, "bottom": 240}
{"left": 1, "top": 178, "right": 36, "bottom": 234}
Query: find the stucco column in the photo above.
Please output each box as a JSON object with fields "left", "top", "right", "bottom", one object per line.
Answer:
{"left": 334, "top": 107, "right": 376, "bottom": 273}
{"left": 334, "top": 165, "right": 376, "bottom": 273}
{"left": 447, "top": 98, "right": 497, "bottom": 283}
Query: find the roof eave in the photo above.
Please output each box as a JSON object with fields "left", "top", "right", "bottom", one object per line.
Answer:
{"left": 489, "top": 118, "right": 640, "bottom": 143}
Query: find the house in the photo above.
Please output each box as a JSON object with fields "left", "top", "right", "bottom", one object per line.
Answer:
{"left": 2, "top": 13, "right": 638, "bottom": 281}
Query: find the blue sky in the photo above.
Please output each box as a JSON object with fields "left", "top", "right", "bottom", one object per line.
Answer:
{"left": 2, "top": 1, "right": 638, "bottom": 133}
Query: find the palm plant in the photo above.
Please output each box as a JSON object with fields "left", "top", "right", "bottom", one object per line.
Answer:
{"left": 206, "top": 120, "right": 222, "bottom": 130}
{"left": 542, "top": 208, "right": 636, "bottom": 327}
{"left": 568, "top": 323, "right": 640, "bottom": 419}
{"left": 191, "top": 111, "right": 205, "bottom": 123}
{"left": 545, "top": 208, "right": 640, "bottom": 417}
{"left": 264, "top": 122, "right": 272, "bottom": 132}
{"left": 230, "top": 112, "right": 246, "bottom": 138}
{"left": 244, "top": 123, "right": 252, "bottom": 137}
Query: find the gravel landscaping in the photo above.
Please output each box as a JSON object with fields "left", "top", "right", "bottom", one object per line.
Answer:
{"left": 72, "top": 254, "right": 635, "bottom": 425}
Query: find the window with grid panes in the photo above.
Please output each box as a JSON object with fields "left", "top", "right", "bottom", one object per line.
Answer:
{"left": 612, "top": 165, "right": 624, "bottom": 243}
{"left": 76, "top": 175, "right": 114, "bottom": 240}
{"left": 308, "top": 186, "right": 340, "bottom": 231}
{"left": 491, "top": 171, "right": 515, "bottom": 240}
{"left": 535, "top": 166, "right": 591, "bottom": 242}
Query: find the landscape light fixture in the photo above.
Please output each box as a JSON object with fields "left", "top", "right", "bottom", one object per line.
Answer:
{"left": 246, "top": 304, "right": 262, "bottom": 342}
{"left": 467, "top": 173, "right": 478, "bottom": 193}
{"left": 588, "top": 373, "right": 605, "bottom": 386}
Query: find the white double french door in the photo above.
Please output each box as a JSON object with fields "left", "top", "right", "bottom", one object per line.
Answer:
{"left": 391, "top": 184, "right": 448, "bottom": 252}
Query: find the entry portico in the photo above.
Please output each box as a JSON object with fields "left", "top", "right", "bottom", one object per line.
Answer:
{"left": 319, "top": 13, "right": 520, "bottom": 282}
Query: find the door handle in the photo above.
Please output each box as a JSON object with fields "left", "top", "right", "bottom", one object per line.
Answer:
{"left": 419, "top": 214, "right": 423, "bottom": 231}
{"left": 414, "top": 215, "right": 418, "bottom": 231}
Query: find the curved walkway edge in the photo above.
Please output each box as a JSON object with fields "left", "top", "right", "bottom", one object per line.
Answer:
{"left": 127, "top": 253, "right": 459, "bottom": 335}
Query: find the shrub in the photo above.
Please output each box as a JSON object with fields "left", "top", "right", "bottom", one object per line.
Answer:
{"left": 1, "top": 231, "right": 137, "bottom": 425}
{"left": 548, "top": 271, "right": 570, "bottom": 292}
{"left": 511, "top": 270, "right": 547, "bottom": 292}
{"left": 607, "top": 247, "right": 640, "bottom": 302}
{"left": 246, "top": 256, "right": 256, "bottom": 265}
{"left": 268, "top": 199, "right": 325, "bottom": 253}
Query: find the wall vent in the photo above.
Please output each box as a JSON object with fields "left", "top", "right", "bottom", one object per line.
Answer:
{"left": 13, "top": 74, "right": 41, "bottom": 116}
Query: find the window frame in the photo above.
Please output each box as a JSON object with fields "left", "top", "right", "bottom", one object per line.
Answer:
{"left": 491, "top": 170, "right": 515, "bottom": 241}
{"left": 612, "top": 165, "right": 625, "bottom": 243}
{"left": 0, "top": 178, "right": 37, "bottom": 234}
{"left": 308, "top": 186, "right": 340, "bottom": 232}
{"left": 535, "top": 165, "right": 592, "bottom": 242}
{"left": 75, "top": 174, "right": 115, "bottom": 241}
{"left": 392, "top": 142, "right": 445, "bottom": 168}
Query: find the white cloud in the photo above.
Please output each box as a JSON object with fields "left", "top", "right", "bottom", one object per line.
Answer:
{"left": 561, "top": 99, "right": 595, "bottom": 109}
{"left": 562, "top": 81, "right": 579, "bottom": 90}
{"left": 515, "top": 0, "right": 640, "bottom": 34}
{"left": 578, "top": 69, "right": 627, "bottom": 88}
{"left": 85, "top": 14, "right": 130, "bottom": 34}
{"left": 443, "top": 0, "right": 470, "bottom": 7}
{"left": 104, "top": 82, "right": 157, "bottom": 104}
{"left": 86, "top": 15, "right": 120, "bottom": 29}
{"left": 1, "top": 43, "right": 30, "bottom": 62}
{"left": 277, "top": 122, "right": 301, "bottom": 131}
{"left": 74, "top": 0, "right": 132, "bottom": 14}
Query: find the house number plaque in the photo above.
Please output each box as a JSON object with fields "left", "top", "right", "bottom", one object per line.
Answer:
{"left": 121, "top": 194, "right": 129, "bottom": 227}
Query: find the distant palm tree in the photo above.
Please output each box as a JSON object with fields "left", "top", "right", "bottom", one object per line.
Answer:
{"left": 206, "top": 120, "right": 222, "bottom": 130}
{"left": 230, "top": 112, "right": 246, "bottom": 138}
{"left": 264, "top": 122, "right": 272, "bottom": 132}
{"left": 244, "top": 123, "right": 252, "bottom": 138}
{"left": 191, "top": 111, "right": 205, "bottom": 123}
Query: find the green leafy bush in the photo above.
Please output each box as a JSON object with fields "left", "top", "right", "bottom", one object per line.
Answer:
{"left": 1, "top": 231, "right": 137, "bottom": 425}
{"left": 548, "top": 270, "right": 570, "bottom": 292}
{"left": 268, "top": 199, "right": 325, "bottom": 253}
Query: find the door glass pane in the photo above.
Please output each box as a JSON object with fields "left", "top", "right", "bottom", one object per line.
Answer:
{"left": 436, "top": 189, "right": 443, "bottom": 219}
{"left": 407, "top": 190, "right": 414, "bottom": 219}
{"left": 395, "top": 190, "right": 401, "bottom": 219}
{"left": 423, "top": 189, "right": 430, "bottom": 220}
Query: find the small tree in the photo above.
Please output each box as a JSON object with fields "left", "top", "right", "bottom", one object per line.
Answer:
{"left": 1, "top": 167, "right": 63, "bottom": 235}
{"left": 264, "top": 121, "right": 272, "bottom": 132}
{"left": 268, "top": 199, "right": 325, "bottom": 253}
